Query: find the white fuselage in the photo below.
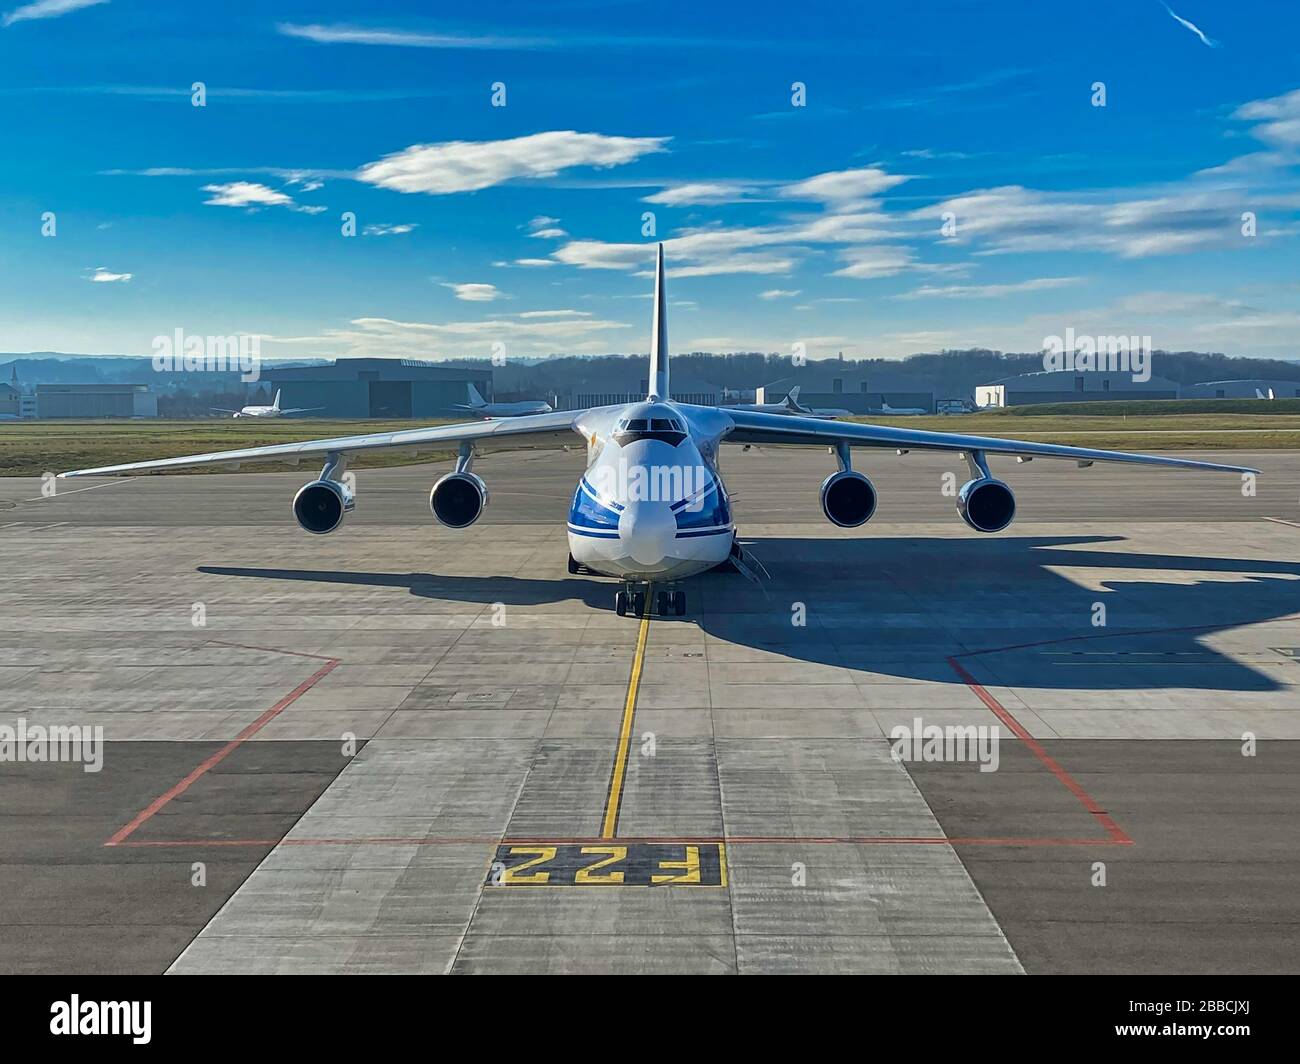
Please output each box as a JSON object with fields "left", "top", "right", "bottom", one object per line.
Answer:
{"left": 566, "top": 401, "right": 735, "bottom": 582}
{"left": 462, "top": 401, "right": 553, "bottom": 418}
{"left": 232, "top": 406, "right": 282, "bottom": 418}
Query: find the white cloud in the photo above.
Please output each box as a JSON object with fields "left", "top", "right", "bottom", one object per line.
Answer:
{"left": 200, "top": 181, "right": 326, "bottom": 213}
{"left": 529, "top": 227, "right": 568, "bottom": 239}
{"left": 780, "top": 167, "right": 909, "bottom": 205}
{"left": 1160, "top": 3, "right": 1219, "bottom": 49}
{"left": 554, "top": 233, "right": 796, "bottom": 277}
{"left": 3, "top": 0, "right": 106, "bottom": 28}
{"left": 831, "top": 246, "right": 917, "bottom": 279}
{"left": 643, "top": 181, "right": 755, "bottom": 206}
{"left": 201, "top": 182, "right": 293, "bottom": 208}
{"left": 551, "top": 166, "right": 912, "bottom": 278}
{"left": 893, "top": 277, "right": 1083, "bottom": 300}
{"left": 1234, "top": 87, "right": 1300, "bottom": 149}
{"left": 277, "top": 23, "right": 549, "bottom": 49}
{"left": 443, "top": 282, "right": 502, "bottom": 302}
{"left": 267, "top": 312, "right": 634, "bottom": 358}
{"left": 85, "top": 266, "right": 131, "bottom": 283}
{"left": 356, "top": 131, "right": 669, "bottom": 195}
{"left": 759, "top": 289, "right": 800, "bottom": 300}
{"left": 512, "top": 258, "right": 557, "bottom": 268}
{"left": 363, "top": 222, "right": 417, "bottom": 236}
{"left": 914, "top": 184, "right": 1297, "bottom": 259}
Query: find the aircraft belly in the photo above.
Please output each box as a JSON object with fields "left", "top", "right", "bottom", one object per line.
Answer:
{"left": 568, "top": 527, "right": 731, "bottom": 581}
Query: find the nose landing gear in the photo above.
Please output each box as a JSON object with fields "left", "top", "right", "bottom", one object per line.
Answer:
{"left": 615, "top": 583, "right": 686, "bottom": 617}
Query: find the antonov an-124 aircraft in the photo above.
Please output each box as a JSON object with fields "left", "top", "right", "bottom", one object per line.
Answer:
{"left": 61, "top": 246, "right": 1257, "bottom": 618}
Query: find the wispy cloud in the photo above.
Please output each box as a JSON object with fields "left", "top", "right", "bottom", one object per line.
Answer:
{"left": 779, "top": 167, "right": 909, "bottom": 206}
{"left": 85, "top": 266, "right": 131, "bottom": 283}
{"left": 277, "top": 23, "right": 552, "bottom": 49}
{"left": 268, "top": 312, "right": 633, "bottom": 358}
{"left": 1159, "top": 3, "right": 1220, "bottom": 48}
{"left": 644, "top": 181, "right": 758, "bottom": 206}
{"left": 3, "top": 0, "right": 106, "bottom": 29}
{"left": 892, "top": 277, "right": 1084, "bottom": 300}
{"left": 2, "top": 84, "right": 447, "bottom": 102}
{"left": 830, "top": 246, "right": 917, "bottom": 279}
{"left": 443, "top": 282, "right": 503, "bottom": 302}
{"left": 759, "top": 289, "right": 800, "bottom": 300}
{"left": 201, "top": 181, "right": 325, "bottom": 213}
{"left": 363, "top": 223, "right": 417, "bottom": 236}
{"left": 357, "top": 131, "right": 669, "bottom": 195}
{"left": 1233, "top": 88, "right": 1300, "bottom": 149}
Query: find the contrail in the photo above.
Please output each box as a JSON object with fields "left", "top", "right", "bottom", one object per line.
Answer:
{"left": 1160, "top": 2, "right": 1220, "bottom": 48}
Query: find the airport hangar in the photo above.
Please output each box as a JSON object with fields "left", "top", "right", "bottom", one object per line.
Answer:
{"left": 975, "top": 370, "right": 1179, "bottom": 408}
{"left": 1182, "top": 378, "right": 1300, "bottom": 400}
{"left": 260, "top": 358, "right": 494, "bottom": 418}
{"left": 756, "top": 367, "right": 936, "bottom": 413}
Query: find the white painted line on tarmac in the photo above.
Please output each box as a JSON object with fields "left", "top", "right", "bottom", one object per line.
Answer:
{"left": 22, "top": 478, "right": 133, "bottom": 502}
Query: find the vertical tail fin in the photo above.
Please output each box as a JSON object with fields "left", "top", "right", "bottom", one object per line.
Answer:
{"left": 466, "top": 382, "right": 486, "bottom": 407}
{"left": 272, "top": 389, "right": 281, "bottom": 410}
{"left": 648, "top": 243, "right": 669, "bottom": 401}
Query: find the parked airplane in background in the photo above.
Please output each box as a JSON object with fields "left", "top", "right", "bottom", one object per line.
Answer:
{"left": 65, "top": 246, "right": 1257, "bottom": 618}
{"left": 731, "top": 387, "right": 845, "bottom": 419}
{"left": 213, "top": 390, "right": 323, "bottom": 419}
{"left": 871, "top": 401, "right": 928, "bottom": 416}
{"left": 457, "top": 383, "right": 552, "bottom": 418}
{"left": 1256, "top": 388, "right": 1276, "bottom": 400}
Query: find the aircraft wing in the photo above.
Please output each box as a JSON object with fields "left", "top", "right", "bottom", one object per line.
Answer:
{"left": 281, "top": 407, "right": 327, "bottom": 415}
{"left": 210, "top": 408, "right": 240, "bottom": 414}
{"left": 719, "top": 408, "right": 1259, "bottom": 474}
{"left": 58, "top": 408, "right": 584, "bottom": 478}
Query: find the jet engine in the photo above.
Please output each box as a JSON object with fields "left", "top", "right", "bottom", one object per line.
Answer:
{"left": 957, "top": 477, "right": 1016, "bottom": 533}
{"left": 430, "top": 471, "right": 489, "bottom": 528}
{"left": 292, "top": 478, "right": 354, "bottom": 535}
{"left": 820, "top": 470, "right": 877, "bottom": 527}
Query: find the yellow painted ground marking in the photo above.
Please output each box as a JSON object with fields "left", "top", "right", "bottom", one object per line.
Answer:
{"left": 601, "top": 586, "right": 653, "bottom": 838}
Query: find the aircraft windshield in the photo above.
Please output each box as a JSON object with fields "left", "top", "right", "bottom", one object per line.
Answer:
{"left": 614, "top": 414, "right": 686, "bottom": 446}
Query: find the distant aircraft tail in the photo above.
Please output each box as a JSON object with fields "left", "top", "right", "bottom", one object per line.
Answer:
{"left": 647, "top": 243, "right": 670, "bottom": 401}
{"left": 272, "top": 389, "right": 281, "bottom": 410}
{"left": 466, "top": 383, "right": 487, "bottom": 408}
{"left": 783, "top": 386, "right": 803, "bottom": 411}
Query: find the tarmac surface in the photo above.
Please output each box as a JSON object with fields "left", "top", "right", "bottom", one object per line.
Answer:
{"left": 1, "top": 445, "right": 1298, "bottom": 973}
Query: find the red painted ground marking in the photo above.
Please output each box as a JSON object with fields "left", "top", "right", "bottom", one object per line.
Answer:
{"left": 103, "top": 645, "right": 340, "bottom": 847}
{"left": 120, "top": 619, "right": 1245, "bottom": 851}
{"left": 946, "top": 639, "right": 1153, "bottom": 845}
{"left": 110, "top": 833, "right": 1132, "bottom": 849}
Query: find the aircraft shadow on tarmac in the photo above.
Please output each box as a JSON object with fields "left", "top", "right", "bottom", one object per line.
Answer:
{"left": 199, "top": 534, "right": 1300, "bottom": 692}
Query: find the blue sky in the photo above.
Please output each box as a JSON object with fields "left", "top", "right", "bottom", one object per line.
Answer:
{"left": 2, "top": 0, "right": 1299, "bottom": 361}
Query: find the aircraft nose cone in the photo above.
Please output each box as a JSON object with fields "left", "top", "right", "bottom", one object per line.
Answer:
{"left": 618, "top": 501, "right": 676, "bottom": 566}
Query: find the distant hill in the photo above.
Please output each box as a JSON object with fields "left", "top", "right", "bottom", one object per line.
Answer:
{"left": 5, "top": 349, "right": 1299, "bottom": 404}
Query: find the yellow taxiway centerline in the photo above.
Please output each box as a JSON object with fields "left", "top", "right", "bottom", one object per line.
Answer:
{"left": 601, "top": 586, "right": 653, "bottom": 838}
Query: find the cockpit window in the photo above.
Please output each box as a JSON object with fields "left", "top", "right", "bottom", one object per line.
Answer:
{"left": 614, "top": 413, "right": 686, "bottom": 446}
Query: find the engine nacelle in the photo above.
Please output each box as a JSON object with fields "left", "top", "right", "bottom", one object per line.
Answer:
{"left": 820, "top": 470, "right": 877, "bottom": 528}
{"left": 292, "top": 478, "right": 354, "bottom": 535}
{"left": 430, "top": 471, "right": 489, "bottom": 528}
{"left": 957, "top": 478, "right": 1016, "bottom": 533}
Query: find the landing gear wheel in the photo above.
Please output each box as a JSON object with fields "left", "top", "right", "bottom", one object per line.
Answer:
{"left": 567, "top": 553, "right": 580, "bottom": 575}
{"left": 632, "top": 591, "right": 647, "bottom": 616}
{"left": 655, "top": 591, "right": 670, "bottom": 616}
{"left": 615, "top": 590, "right": 629, "bottom": 616}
